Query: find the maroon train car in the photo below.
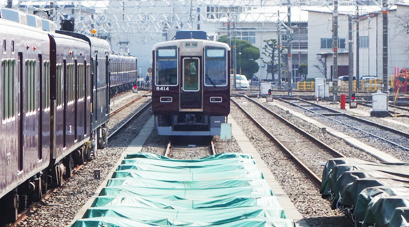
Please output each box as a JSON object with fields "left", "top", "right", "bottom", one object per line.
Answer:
{"left": 0, "top": 16, "right": 52, "bottom": 222}
{"left": 152, "top": 32, "right": 230, "bottom": 136}
{"left": 109, "top": 54, "right": 137, "bottom": 97}
{"left": 0, "top": 12, "right": 99, "bottom": 224}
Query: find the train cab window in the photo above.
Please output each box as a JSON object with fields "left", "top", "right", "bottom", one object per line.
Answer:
{"left": 97, "top": 58, "right": 106, "bottom": 88}
{"left": 155, "top": 46, "right": 177, "bottom": 86}
{"left": 204, "top": 47, "right": 227, "bottom": 87}
{"left": 183, "top": 58, "right": 199, "bottom": 91}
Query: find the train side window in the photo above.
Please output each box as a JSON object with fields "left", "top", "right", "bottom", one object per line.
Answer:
{"left": 56, "top": 64, "right": 63, "bottom": 107}
{"left": 9, "top": 60, "right": 15, "bottom": 119}
{"left": 78, "top": 63, "right": 84, "bottom": 100}
{"left": 2, "top": 40, "right": 6, "bottom": 53}
{"left": 44, "top": 61, "right": 50, "bottom": 109}
{"left": 155, "top": 46, "right": 178, "bottom": 86}
{"left": 2, "top": 60, "right": 9, "bottom": 120}
{"left": 86, "top": 64, "right": 91, "bottom": 98}
{"left": 25, "top": 60, "right": 36, "bottom": 113}
{"left": 67, "top": 64, "right": 74, "bottom": 103}
{"left": 11, "top": 41, "right": 14, "bottom": 52}
{"left": 204, "top": 47, "right": 227, "bottom": 87}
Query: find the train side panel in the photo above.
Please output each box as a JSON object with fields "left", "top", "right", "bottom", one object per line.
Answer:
{"left": 49, "top": 33, "right": 90, "bottom": 164}
{"left": 89, "top": 37, "right": 110, "bottom": 133}
{"left": 109, "top": 55, "right": 137, "bottom": 97}
{"left": 0, "top": 19, "right": 51, "bottom": 223}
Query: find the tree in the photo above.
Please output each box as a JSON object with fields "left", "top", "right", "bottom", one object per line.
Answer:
{"left": 261, "top": 39, "right": 279, "bottom": 81}
{"left": 298, "top": 63, "right": 308, "bottom": 81}
{"left": 313, "top": 56, "right": 327, "bottom": 79}
{"left": 218, "top": 35, "right": 260, "bottom": 79}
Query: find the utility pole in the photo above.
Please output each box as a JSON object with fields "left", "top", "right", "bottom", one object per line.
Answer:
{"left": 233, "top": 21, "right": 237, "bottom": 84}
{"left": 382, "top": 0, "right": 388, "bottom": 92}
{"left": 356, "top": 5, "right": 360, "bottom": 92}
{"left": 278, "top": 10, "right": 282, "bottom": 90}
{"left": 348, "top": 15, "right": 354, "bottom": 99}
{"left": 332, "top": 0, "right": 339, "bottom": 102}
{"left": 287, "top": 3, "right": 292, "bottom": 96}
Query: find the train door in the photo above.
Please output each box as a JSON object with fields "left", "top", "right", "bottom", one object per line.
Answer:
{"left": 18, "top": 53, "right": 23, "bottom": 170}
{"left": 74, "top": 60, "right": 78, "bottom": 141}
{"left": 38, "top": 54, "right": 42, "bottom": 159}
{"left": 180, "top": 57, "right": 202, "bottom": 110}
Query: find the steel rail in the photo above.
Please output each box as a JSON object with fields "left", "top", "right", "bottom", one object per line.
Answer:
{"left": 210, "top": 140, "right": 216, "bottom": 155}
{"left": 359, "top": 102, "right": 409, "bottom": 118}
{"left": 280, "top": 98, "right": 409, "bottom": 151}
{"left": 108, "top": 100, "right": 152, "bottom": 139}
{"left": 243, "top": 96, "right": 345, "bottom": 158}
{"left": 231, "top": 98, "right": 323, "bottom": 187}
{"left": 110, "top": 91, "right": 151, "bottom": 117}
{"left": 165, "top": 141, "right": 172, "bottom": 157}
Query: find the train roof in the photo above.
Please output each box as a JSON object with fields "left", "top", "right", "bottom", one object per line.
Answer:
{"left": 1, "top": 8, "right": 56, "bottom": 32}
{"left": 51, "top": 32, "right": 90, "bottom": 50}
{"left": 110, "top": 54, "right": 137, "bottom": 61}
{"left": 152, "top": 39, "right": 230, "bottom": 50}
{"left": 174, "top": 31, "right": 207, "bottom": 40}
{"left": 56, "top": 30, "right": 111, "bottom": 54}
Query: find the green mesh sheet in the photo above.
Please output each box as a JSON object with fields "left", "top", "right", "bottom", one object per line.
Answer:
{"left": 72, "top": 153, "right": 295, "bottom": 227}
{"left": 320, "top": 158, "right": 409, "bottom": 227}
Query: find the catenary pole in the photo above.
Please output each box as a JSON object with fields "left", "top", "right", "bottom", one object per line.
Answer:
{"left": 332, "top": 0, "right": 339, "bottom": 102}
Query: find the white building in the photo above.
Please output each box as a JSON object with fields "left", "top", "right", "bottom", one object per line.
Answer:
{"left": 307, "top": 4, "right": 409, "bottom": 81}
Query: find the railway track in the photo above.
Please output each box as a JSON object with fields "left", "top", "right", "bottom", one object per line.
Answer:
{"left": 165, "top": 138, "right": 216, "bottom": 158}
{"left": 231, "top": 97, "right": 347, "bottom": 188}
{"left": 110, "top": 91, "right": 151, "bottom": 117}
{"left": 358, "top": 102, "right": 409, "bottom": 117}
{"left": 10, "top": 94, "right": 151, "bottom": 227}
{"left": 280, "top": 97, "right": 409, "bottom": 152}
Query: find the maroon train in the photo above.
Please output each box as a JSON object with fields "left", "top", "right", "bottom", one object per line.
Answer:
{"left": 0, "top": 9, "right": 137, "bottom": 225}
{"left": 152, "top": 31, "right": 230, "bottom": 136}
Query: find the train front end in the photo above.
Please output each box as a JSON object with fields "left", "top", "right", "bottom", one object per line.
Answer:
{"left": 152, "top": 38, "right": 230, "bottom": 136}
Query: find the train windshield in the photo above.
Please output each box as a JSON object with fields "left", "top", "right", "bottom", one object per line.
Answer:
{"left": 204, "top": 47, "right": 227, "bottom": 87}
{"left": 155, "top": 46, "right": 178, "bottom": 86}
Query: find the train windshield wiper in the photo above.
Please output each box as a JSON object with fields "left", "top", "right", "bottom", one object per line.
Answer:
{"left": 205, "top": 74, "right": 217, "bottom": 87}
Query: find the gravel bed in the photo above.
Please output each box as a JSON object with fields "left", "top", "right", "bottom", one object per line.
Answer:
{"left": 318, "top": 100, "right": 409, "bottom": 134}
{"left": 229, "top": 101, "right": 353, "bottom": 227}
{"left": 140, "top": 131, "right": 242, "bottom": 158}
{"left": 233, "top": 97, "right": 335, "bottom": 177}
{"left": 16, "top": 98, "right": 152, "bottom": 226}
{"left": 275, "top": 99, "right": 409, "bottom": 163}
{"left": 253, "top": 99, "right": 379, "bottom": 163}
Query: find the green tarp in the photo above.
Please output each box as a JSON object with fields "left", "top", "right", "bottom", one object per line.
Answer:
{"left": 72, "top": 153, "right": 295, "bottom": 227}
{"left": 321, "top": 158, "right": 409, "bottom": 227}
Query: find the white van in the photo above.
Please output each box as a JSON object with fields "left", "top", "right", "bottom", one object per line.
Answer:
{"left": 231, "top": 74, "right": 249, "bottom": 89}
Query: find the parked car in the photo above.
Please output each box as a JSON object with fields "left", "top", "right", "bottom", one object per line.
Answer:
{"left": 361, "top": 75, "right": 377, "bottom": 81}
{"left": 338, "top": 75, "right": 356, "bottom": 81}
{"left": 231, "top": 74, "right": 250, "bottom": 89}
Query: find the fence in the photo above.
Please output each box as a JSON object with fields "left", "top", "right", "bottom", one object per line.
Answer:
{"left": 296, "top": 76, "right": 395, "bottom": 92}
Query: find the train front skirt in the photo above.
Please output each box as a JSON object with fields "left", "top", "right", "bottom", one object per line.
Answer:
{"left": 155, "top": 115, "right": 226, "bottom": 136}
